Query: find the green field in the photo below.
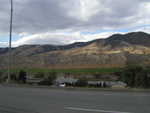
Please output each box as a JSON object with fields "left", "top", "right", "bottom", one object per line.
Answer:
{"left": 0, "top": 67, "right": 122, "bottom": 75}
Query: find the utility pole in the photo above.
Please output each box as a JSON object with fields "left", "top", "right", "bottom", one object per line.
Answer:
{"left": 144, "top": 2, "right": 147, "bottom": 32}
{"left": 7, "top": 0, "right": 13, "bottom": 83}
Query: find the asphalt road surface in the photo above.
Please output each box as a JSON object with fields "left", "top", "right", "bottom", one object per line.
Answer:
{"left": 0, "top": 86, "right": 150, "bottom": 113}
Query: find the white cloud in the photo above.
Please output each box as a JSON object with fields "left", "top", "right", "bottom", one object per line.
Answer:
{"left": 0, "top": 0, "right": 150, "bottom": 47}
{"left": 0, "top": 0, "right": 150, "bottom": 34}
{"left": 0, "top": 42, "right": 8, "bottom": 47}
{"left": 18, "top": 32, "right": 29, "bottom": 37}
{"left": 2, "top": 25, "right": 150, "bottom": 48}
{"left": 63, "top": 0, "right": 100, "bottom": 21}
{"left": 12, "top": 31, "right": 115, "bottom": 47}
{"left": 134, "top": 26, "right": 150, "bottom": 33}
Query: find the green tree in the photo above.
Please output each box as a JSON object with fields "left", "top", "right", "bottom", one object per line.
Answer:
{"left": 10, "top": 73, "right": 17, "bottom": 82}
{"left": 120, "top": 65, "right": 150, "bottom": 88}
{"left": 75, "top": 78, "right": 88, "bottom": 87}
{"left": 0, "top": 72, "right": 3, "bottom": 83}
{"left": 38, "top": 71, "right": 57, "bottom": 85}
{"left": 18, "top": 70, "right": 27, "bottom": 84}
{"left": 35, "top": 72, "right": 45, "bottom": 78}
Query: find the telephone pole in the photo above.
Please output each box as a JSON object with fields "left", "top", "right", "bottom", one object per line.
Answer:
{"left": 7, "top": 0, "right": 13, "bottom": 83}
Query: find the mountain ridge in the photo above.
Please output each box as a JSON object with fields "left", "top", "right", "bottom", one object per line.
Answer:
{"left": 0, "top": 31, "right": 150, "bottom": 69}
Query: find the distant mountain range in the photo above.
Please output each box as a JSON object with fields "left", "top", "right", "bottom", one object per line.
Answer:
{"left": 1, "top": 31, "right": 150, "bottom": 69}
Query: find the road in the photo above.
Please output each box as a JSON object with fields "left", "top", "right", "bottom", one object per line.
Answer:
{"left": 0, "top": 86, "right": 150, "bottom": 113}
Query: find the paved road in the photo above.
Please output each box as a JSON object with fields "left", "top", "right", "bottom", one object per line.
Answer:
{"left": 0, "top": 86, "right": 150, "bottom": 113}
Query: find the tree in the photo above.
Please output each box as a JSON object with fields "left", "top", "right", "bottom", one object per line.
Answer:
{"left": 94, "top": 73, "right": 101, "bottom": 79}
{"left": 35, "top": 72, "right": 45, "bottom": 78}
{"left": 120, "top": 65, "right": 150, "bottom": 88}
{"left": 75, "top": 78, "right": 88, "bottom": 87}
{"left": 38, "top": 71, "right": 57, "bottom": 86}
{"left": 10, "top": 73, "right": 17, "bottom": 82}
{"left": 0, "top": 72, "right": 3, "bottom": 83}
{"left": 18, "top": 70, "right": 27, "bottom": 84}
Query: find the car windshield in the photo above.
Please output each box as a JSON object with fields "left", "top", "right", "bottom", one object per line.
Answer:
{"left": 0, "top": 0, "right": 150, "bottom": 113}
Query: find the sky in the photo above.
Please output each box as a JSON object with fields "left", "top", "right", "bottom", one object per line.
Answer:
{"left": 0, "top": 0, "right": 150, "bottom": 47}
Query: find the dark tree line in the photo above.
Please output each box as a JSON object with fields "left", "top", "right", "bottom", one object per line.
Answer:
{"left": 38, "top": 72, "right": 57, "bottom": 85}
{"left": 0, "top": 70, "right": 27, "bottom": 83}
{"left": 18, "top": 70, "right": 27, "bottom": 83}
{"left": 0, "top": 70, "right": 58, "bottom": 86}
{"left": 120, "top": 65, "right": 150, "bottom": 88}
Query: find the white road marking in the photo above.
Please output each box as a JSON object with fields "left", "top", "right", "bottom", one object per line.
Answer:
{"left": 65, "top": 107, "right": 132, "bottom": 113}
{"left": 103, "top": 93, "right": 150, "bottom": 97}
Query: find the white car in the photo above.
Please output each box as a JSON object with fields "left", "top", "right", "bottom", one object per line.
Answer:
{"left": 59, "top": 83, "right": 66, "bottom": 87}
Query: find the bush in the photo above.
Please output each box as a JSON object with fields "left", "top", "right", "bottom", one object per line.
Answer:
{"left": 0, "top": 72, "right": 17, "bottom": 83}
{"left": 10, "top": 73, "right": 17, "bottom": 82}
{"left": 34, "top": 72, "right": 45, "bottom": 78}
{"left": 0, "top": 72, "right": 4, "bottom": 83}
{"left": 75, "top": 78, "right": 88, "bottom": 87}
{"left": 38, "top": 72, "right": 57, "bottom": 86}
{"left": 18, "top": 70, "right": 27, "bottom": 84}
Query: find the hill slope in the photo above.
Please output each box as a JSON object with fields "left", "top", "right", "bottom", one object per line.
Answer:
{"left": 1, "top": 31, "right": 150, "bottom": 69}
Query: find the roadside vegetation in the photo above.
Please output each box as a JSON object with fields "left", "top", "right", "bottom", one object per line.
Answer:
{"left": 119, "top": 65, "right": 150, "bottom": 88}
{"left": 0, "top": 66, "right": 150, "bottom": 89}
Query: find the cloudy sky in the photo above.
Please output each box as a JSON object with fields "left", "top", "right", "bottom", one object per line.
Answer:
{"left": 0, "top": 0, "right": 150, "bottom": 47}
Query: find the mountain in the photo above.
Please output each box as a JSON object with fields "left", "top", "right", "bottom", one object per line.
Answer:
{"left": 105, "top": 32, "right": 150, "bottom": 47}
{"left": 1, "top": 31, "right": 150, "bottom": 69}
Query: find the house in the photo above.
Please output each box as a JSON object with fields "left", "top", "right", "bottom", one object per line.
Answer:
{"left": 55, "top": 76, "right": 78, "bottom": 86}
{"left": 88, "top": 81, "right": 127, "bottom": 88}
{"left": 26, "top": 76, "right": 44, "bottom": 85}
{"left": 111, "top": 81, "right": 127, "bottom": 88}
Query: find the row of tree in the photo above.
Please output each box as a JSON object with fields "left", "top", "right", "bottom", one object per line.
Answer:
{"left": 0, "top": 70, "right": 57, "bottom": 85}
{"left": 119, "top": 65, "right": 150, "bottom": 88}
{"left": 0, "top": 65, "right": 150, "bottom": 88}
{"left": 0, "top": 70, "right": 27, "bottom": 83}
